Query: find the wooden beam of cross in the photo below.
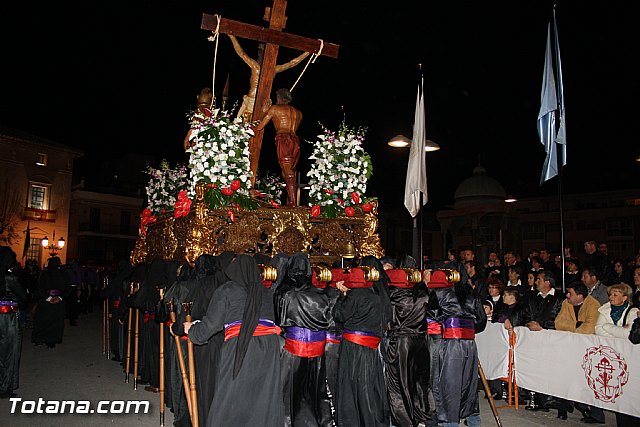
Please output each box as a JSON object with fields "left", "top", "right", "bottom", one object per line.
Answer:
{"left": 201, "top": 0, "right": 339, "bottom": 188}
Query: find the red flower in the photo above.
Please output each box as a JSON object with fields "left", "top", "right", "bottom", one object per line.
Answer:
{"left": 227, "top": 209, "right": 236, "bottom": 223}
{"left": 269, "top": 200, "right": 280, "bottom": 209}
{"left": 362, "top": 203, "right": 373, "bottom": 213}
{"left": 311, "top": 205, "right": 321, "bottom": 217}
{"left": 230, "top": 179, "right": 241, "bottom": 191}
{"left": 345, "top": 206, "right": 355, "bottom": 217}
{"left": 206, "top": 183, "right": 216, "bottom": 188}
{"left": 177, "top": 190, "right": 189, "bottom": 201}
{"left": 142, "top": 208, "right": 153, "bottom": 218}
{"left": 221, "top": 187, "right": 233, "bottom": 196}
{"left": 351, "top": 192, "right": 360, "bottom": 204}
{"left": 324, "top": 189, "right": 334, "bottom": 195}
{"left": 337, "top": 198, "right": 344, "bottom": 207}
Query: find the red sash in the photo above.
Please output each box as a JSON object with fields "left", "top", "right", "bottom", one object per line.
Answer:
{"left": 224, "top": 320, "right": 281, "bottom": 342}
{"left": 343, "top": 329, "right": 381, "bottom": 349}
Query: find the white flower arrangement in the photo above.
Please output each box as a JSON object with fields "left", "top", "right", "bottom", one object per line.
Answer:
{"left": 185, "top": 107, "right": 254, "bottom": 199}
{"left": 255, "top": 173, "right": 284, "bottom": 204}
{"left": 144, "top": 160, "right": 189, "bottom": 215}
{"left": 307, "top": 124, "right": 374, "bottom": 218}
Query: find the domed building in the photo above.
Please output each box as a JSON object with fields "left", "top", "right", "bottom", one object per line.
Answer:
{"left": 436, "top": 164, "right": 513, "bottom": 262}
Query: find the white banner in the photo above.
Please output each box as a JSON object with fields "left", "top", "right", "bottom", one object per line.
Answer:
{"left": 476, "top": 322, "right": 511, "bottom": 380}
{"left": 514, "top": 327, "right": 640, "bottom": 417}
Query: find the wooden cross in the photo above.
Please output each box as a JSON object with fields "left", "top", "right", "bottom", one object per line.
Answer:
{"left": 201, "top": 0, "right": 339, "bottom": 187}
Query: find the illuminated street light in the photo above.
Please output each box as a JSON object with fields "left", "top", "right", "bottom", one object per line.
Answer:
{"left": 41, "top": 230, "right": 65, "bottom": 257}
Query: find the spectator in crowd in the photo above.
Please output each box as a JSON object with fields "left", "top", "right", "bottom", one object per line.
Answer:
{"left": 612, "top": 258, "right": 633, "bottom": 285}
{"left": 597, "top": 242, "right": 608, "bottom": 256}
{"left": 565, "top": 258, "right": 582, "bottom": 288}
{"left": 553, "top": 283, "right": 601, "bottom": 420}
{"left": 581, "top": 267, "right": 609, "bottom": 306}
{"left": 595, "top": 283, "right": 638, "bottom": 338}
{"left": 484, "top": 252, "right": 502, "bottom": 279}
{"left": 485, "top": 277, "right": 505, "bottom": 318}
{"left": 530, "top": 256, "right": 544, "bottom": 273}
{"left": 555, "top": 283, "right": 601, "bottom": 335}
{"left": 442, "top": 249, "right": 468, "bottom": 285}
{"left": 523, "top": 270, "right": 564, "bottom": 412}
{"left": 464, "top": 261, "right": 488, "bottom": 300}
{"left": 499, "top": 290, "right": 527, "bottom": 329}
{"left": 632, "top": 266, "right": 640, "bottom": 308}
{"left": 540, "top": 249, "right": 559, "bottom": 277}
{"left": 583, "top": 240, "right": 613, "bottom": 285}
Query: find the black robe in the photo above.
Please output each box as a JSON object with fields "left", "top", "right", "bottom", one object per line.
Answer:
{"left": 189, "top": 281, "right": 283, "bottom": 427}
{"left": 383, "top": 286, "right": 430, "bottom": 427}
{"left": 277, "top": 270, "right": 332, "bottom": 427}
{"left": 102, "top": 260, "right": 132, "bottom": 361}
{"left": 333, "top": 287, "right": 390, "bottom": 427}
{"left": 188, "top": 253, "right": 233, "bottom": 425}
{"left": 428, "top": 283, "right": 486, "bottom": 424}
{"left": 1, "top": 248, "right": 28, "bottom": 396}
{"left": 165, "top": 266, "right": 196, "bottom": 427}
{"left": 324, "top": 286, "right": 342, "bottom": 404}
{"left": 32, "top": 257, "right": 71, "bottom": 345}
{"left": 135, "top": 259, "right": 164, "bottom": 388}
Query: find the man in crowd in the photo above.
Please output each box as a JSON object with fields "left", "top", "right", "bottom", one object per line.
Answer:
{"left": 523, "top": 270, "right": 564, "bottom": 411}
{"left": 555, "top": 283, "right": 601, "bottom": 335}
{"left": 583, "top": 240, "right": 612, "bottom": 285}
{"left": 581, "top": 267, "right": 609, "bottom": 305}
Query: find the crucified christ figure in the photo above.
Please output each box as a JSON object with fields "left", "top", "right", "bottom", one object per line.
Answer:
{"left": 228, "top": 34, "right": 309, "bottom": 123}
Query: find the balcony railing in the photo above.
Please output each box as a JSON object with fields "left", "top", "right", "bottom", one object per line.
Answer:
{"left": 23, "top": 207, "right": 57, "bottom": 222}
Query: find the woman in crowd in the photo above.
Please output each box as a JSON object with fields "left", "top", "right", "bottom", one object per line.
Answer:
{"left": 595, "top": 283, "right": 638, "bottom": 338}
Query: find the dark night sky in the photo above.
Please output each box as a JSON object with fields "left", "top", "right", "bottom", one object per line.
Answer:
{"left": 2, "top": 1, "right": 639, "bottom": 212}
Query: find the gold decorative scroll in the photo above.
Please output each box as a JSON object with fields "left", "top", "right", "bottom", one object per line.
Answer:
{"left": 130, "top": 187, "right": 384, "bottom": 265}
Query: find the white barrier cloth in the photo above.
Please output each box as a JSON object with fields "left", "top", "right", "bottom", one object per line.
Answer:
{"left": 476, "top": 322, "right": 510, "bottom": 380}
{"left": 514, "top": 327, "right": 640, "bottom": 417}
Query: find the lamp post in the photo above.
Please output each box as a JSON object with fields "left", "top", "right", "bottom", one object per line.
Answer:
{"left": 41, "top": 230, "right": 65, "bottom": 257}
{"left": 387, "top": 135, "right": 439, "bottom": 267}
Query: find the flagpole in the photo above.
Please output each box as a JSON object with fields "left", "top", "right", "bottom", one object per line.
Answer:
{"left": 417, "top": 64, "right": 424, "bottom": 269}
{"left": 553, "top": 5, "right": 567, "bottom": 293}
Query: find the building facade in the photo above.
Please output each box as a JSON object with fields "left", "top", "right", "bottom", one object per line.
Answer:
{"left": 0, "top": 125, "right": 83, "bottom": 267}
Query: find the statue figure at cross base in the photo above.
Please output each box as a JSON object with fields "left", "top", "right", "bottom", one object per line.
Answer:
{"left": 254, "top": 88, "right": 302, "bottom": 207}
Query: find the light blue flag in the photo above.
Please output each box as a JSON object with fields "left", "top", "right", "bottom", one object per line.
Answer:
{"left": 553, "top": 10, "right": 567, "bottom": 166}
{"left": 538, "top": 24, "right": 558, "bottom": 185}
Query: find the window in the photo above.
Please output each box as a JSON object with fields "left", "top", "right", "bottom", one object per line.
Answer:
{"left": 90, "top": 207, "right": 101, "bottom": 232}
{"left": 120, "top": 211, "right": 131, "bottom": 235}
{"left": 36, "top": 153, "right": 48, "bottom": 166}
{"left": 522, "top": 223, "right": 545, "bottom": 240}
{"left": 25, "top": 237, "right": 42, "bottom": 261}
{"left": 29, "top": 185, "right": 48, "bottom": 209}
{"left": 607, "top": 218, "right": 633, "bottom": 237}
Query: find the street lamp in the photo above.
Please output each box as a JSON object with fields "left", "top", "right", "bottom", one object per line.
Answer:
{"left": 388, "top": 135, "right": 439, "bottom": 268}
{"left": 387, "top": 135, "right": 440, "bottom": 152}
{"left": 41, "top": 230, "right": 65, "bottom": 257}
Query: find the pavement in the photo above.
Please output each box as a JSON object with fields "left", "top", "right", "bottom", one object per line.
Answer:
{"left": 0, "top": 306, "right": 617, "bottom": 426}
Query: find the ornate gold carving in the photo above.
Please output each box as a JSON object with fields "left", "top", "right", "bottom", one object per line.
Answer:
{"left": 130, "top": 232, "right": 147, "bottom": 265}
{"left": 360, "top": 200, "right": 385, "bottom": 258}
{"left": 270, "top": 210, "right": 312, "bottom": 255}
{"left": 131, "top": 194, "right": 385, "bottom": 264}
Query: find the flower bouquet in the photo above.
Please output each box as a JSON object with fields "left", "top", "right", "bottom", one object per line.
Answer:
{"left": 144, "top": 160, "right": 190, "bottom": 216}
{"left": 307, "top": 124, "right": 375, "bottom": 218}
{"left": 185, "top": 107, "right": 261, "bottom": 211}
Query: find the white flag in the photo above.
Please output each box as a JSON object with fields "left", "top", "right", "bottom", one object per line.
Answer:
{"left": 404, "top": 82, "right": 427, "bottom": 217}
{"left": 537, "top": 24, "right": 558, "bottom": 184}
{"left": 553, "top": 11, "right": 567, "bottom": 166}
